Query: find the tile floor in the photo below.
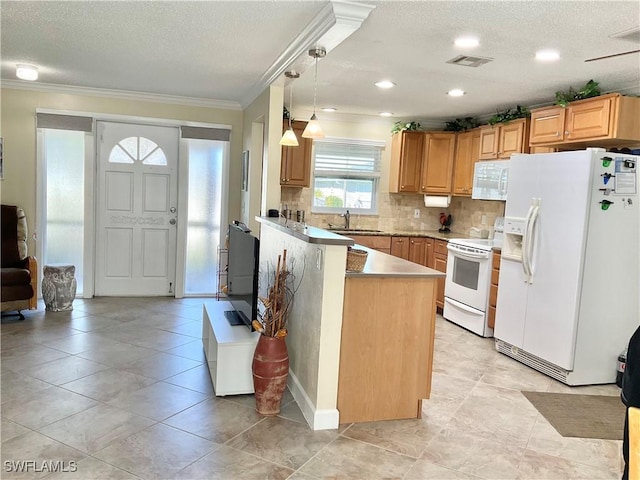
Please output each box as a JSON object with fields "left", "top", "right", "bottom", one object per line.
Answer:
{"left": 1, "top": 297, "right": 623, "bottom": 479}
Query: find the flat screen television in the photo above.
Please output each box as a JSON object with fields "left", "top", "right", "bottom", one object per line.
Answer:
{"left": 225, "top": 222, "right": 259, "bottom": 330}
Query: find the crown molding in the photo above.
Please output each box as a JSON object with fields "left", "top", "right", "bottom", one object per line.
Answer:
{"left": 1, "top": 79, "right": 242, "bottom": 110}
{"left": 241, "top": 0, "right": 375, "bottom": 108}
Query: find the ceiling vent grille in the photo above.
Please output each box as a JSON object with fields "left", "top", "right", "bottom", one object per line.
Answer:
{"left": 446, "top": 55, "right": 493, "bottom": 68}
{"left": 609, "top": 25, "right": 640, "bottom": 44}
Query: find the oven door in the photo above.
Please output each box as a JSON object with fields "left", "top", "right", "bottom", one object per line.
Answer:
{"left": 444, "top": 243, "right": 492, "bottom": 311}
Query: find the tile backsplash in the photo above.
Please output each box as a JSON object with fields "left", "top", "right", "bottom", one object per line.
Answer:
{"left": 280, "top": 188, "right": 505, "bottom": 235}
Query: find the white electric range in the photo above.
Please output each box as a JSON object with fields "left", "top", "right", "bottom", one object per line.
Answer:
{"left": 443, "top": 219, "right": 503, "bottom": 337}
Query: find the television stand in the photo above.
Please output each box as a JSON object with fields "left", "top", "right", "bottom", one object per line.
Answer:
{"left": 223, "top": 309, "right": 245, "bottom": 326}
{"left": 202, "top": 301, "right": 259, "bottom": 396}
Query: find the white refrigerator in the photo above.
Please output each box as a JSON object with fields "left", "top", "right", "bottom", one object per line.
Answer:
{"left": 494, "top": 148, "right": 639, "bottom": 385}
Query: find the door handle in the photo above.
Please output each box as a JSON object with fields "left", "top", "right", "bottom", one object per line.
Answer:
{"left": 169, "top": 218, "right": 176, "bottom": 225}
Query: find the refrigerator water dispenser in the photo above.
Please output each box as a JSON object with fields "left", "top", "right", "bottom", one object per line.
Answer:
{"left": 502, "top": 217, "right": 526, "bottom": 261}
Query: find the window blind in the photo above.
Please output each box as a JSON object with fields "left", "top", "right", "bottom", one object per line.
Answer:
{"left": 313, "top": 141, "right": 382, "bottom": 177}
{"left": 181, "top": 126, "right": 230, "bottom": 142}
{"left": 36, "top": 113, "right": 93, "bottom": 132}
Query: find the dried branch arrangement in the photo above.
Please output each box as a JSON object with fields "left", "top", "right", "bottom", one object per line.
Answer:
{"left": 252, "top": 249, "right": 294, "bottom": 337}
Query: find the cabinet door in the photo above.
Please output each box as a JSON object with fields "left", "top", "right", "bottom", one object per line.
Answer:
{"left": 434, "top": 253, "right": 447, "bottom": 310}
{"left": 421, "top": 132, "right": 456, "bottom": 194}
{"left": 498, "top": 119, "right": 528, "bottom": 158}
{"left": 349, "top": 235, "right": 391, "bottom": 253}
{"left": 408, "top": 237, "right": 429, "bottom": 266}
{"left": 479, "top": 127, "right": 499, "bottom": 159}
{"left": 281, "top": 121, "right": 311, "bottom": 187}
{"left": 390, "top": 236, "right": 410, "bottom": 260}
{"left": 530, "top": 107, "right": 566, "bottom": 144}
{"left": 426, "top": 238, "right": 434, "bottom": 269}
{"left": 566, "top": 97, "right": 612, "bottom": 140}
{"left": 389, "top": 131, "right": 423, "bottom": 193}
{"left": 452, "top": 129, "right": 480, "bottom": 196}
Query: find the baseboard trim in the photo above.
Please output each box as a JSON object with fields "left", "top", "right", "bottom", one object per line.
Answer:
{"left": 287, "top": 369, "right": 339, "bottom": 431}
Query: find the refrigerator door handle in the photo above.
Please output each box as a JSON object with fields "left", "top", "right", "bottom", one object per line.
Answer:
{"left": 526, "top": 204, "right": 541, "bottom": 284}
{"left": 522, "top": 203, "right": 535, "bottom": 282}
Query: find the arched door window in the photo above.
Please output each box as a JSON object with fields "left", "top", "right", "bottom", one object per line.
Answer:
{"left": 108, "top": 136, "right": 167, "bottom": 165}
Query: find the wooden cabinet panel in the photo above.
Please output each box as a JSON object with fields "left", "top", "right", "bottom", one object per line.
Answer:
{"left": 489, "top": 251, "right": 501, "bottom": 329}
{"left": 349, "top": 235, "right": 391, "bottom": 253}
{"left": 408, "top": 237, "right": 429, "bottom": 266}
{"left": 530, "top": 107, "right": 566, "bottom": 144}
{"left": 528, "top": 94, "right": 640, "bottom": 148}
{"left": 390, "top": 236, "right": 410, "bottom": 260}
{"left": 421, "top": 132, "right": 456, "bottom": 194}
{"left": 426, "top": 238, "right": 434, "bottom": 269}
{"left": 434, "top": 253, "right": 447, "bottom": 311}
{"left": 479, "top": 127, "right": 499, "bottom": 160}
{"left": 452, "top": 129, "right": 480, "bottom": 196}
{"left": 566, "top": 96, "right": 612, "bottom": 140}
{"left": 280, "top": 120, "right": 311, "bottom": 187}
{"left": 499, "top": 120, "right": 528, "bottom": 158}
{"left": 479, "top": 120, "right": 529, "bottom": 159}
{"left": 389, "top": 131, "right": 424, "bottom": 193}
{"left": 434, "top": 240, "right": 448, "bottom": 255}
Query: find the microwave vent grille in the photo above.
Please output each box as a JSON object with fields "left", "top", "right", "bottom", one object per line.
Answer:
{"left": 446, "top": 55, "right": 493, "bottom": 68}
{"left": 495, "top": 339, "right": 570, "bottom": 384}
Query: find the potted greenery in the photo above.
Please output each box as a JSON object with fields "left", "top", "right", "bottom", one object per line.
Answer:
{"left": 391, "top": 121, "right": 421, "bottom": 135}
{"left": 444, "top": 116, "right": 480, "bottom": 132}
{"left": 488, "top": 105, "right": 530, "bottom": 126}
{"left": 555, "top": 79, "right": 601, "bottom": 107}
{"left": 251, "top": 249, "right": 294, "bottom": 415}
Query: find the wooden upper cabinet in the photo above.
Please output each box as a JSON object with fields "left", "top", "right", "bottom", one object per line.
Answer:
{"left": 452, "top": 128, "right": 481, "bottom": 196}
{"left": 420, "top": 132, "right": 456, "bottom": 194}
{"left": 280, "top": 120, "right": 312, "bottom": 187}
{"left": 530, "top": 107, "right": 566, "bottom": 144}
{"left": 389, "top": 131, "right": 424, "bottom": 193}
{"left": 529, "top": 94, "right": 640, "bottom": 148}
{"left": 479, "top": 118, "right": 529, "bottom": 159}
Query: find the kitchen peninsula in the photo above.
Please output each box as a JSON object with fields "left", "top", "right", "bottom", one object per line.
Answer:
{"left": 256, "top": 217, "right": 444, "bottom": 430}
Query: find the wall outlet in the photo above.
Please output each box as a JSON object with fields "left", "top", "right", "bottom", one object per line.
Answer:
{"left": 414, "top": 208, "right": 420, "bottom": 219}
{"left": 481, "top": 214, "right": 487, "bottom": 225}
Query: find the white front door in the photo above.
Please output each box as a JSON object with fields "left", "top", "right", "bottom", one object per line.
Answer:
{"left": 95, "top": 121, "right": 179, "bottom": 296}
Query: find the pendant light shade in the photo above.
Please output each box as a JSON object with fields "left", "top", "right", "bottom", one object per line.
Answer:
{"left": 302, "top": 47, "right": 326, "bottom": 140}
{"left": 280, "top": 128, "right": 299, "bottom": 146}
{"left": 280, "top": 71, "right": 300, "bottom": 147}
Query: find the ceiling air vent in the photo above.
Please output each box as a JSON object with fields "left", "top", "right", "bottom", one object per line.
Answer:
{"left": 446, "top": 55, "right": 493, "bottom": 67}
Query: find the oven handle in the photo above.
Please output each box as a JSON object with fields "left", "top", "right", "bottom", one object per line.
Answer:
{"left": 445, "top": 297, "right": 484, "bottom": 315}
{"left": 447, "top": 244, "right": 491, "bottom": 259}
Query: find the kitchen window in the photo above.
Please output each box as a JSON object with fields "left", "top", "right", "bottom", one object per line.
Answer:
{"left": 311, "top": 138, "right": 383, "bottom": 214}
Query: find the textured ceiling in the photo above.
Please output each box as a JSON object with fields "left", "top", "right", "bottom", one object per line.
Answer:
{"left": 2, "top": 1, "right": 639, "bottom": 125}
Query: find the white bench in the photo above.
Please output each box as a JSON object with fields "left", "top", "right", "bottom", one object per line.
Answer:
{"left": 201, "top": 301, "right": 259, "bottom": 396}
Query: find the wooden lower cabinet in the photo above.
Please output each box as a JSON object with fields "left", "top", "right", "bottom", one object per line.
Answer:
{"left": 408, "top": 237, "right": 430, "bottom": 266}
{"left": 488, "top": 251, "right": 501, "bottom": 329}
{"left": 390, "top": 236, "right": 410, "bottom": 259}
{"left": 338, "top": 275, "right": 437, "bottom": 422}
{"left": 349, "top": 235, "right": 391, "bottom": 255}
{"left": 433, "top": 240, "right": 448, "bottom": 311}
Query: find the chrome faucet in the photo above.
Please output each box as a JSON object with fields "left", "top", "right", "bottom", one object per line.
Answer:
{"left": 340, "top": 209, "right": 351, "bottom": 229}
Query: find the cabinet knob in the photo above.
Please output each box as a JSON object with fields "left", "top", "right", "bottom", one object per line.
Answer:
{"left": 565, "top": 131, "right": 570, "bottom": 136}
{"left": 281, "top": 178, "right": 286, "bottom": 182}
{"left": 421, "top": 185, "right": 425, "bottom": 189}
{"left": 556, "top": 131, "right": 560, "bottom": 136}
{"left": 401, "top": 185, "right": 405, "bottom": 189}
{"left": 411, "top": 240, "right": 415, "bottom": 244}
{"left": 286, "top": 178, "right": 290, "bottom": 181}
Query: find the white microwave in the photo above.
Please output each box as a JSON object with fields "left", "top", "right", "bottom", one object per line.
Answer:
{"left": 472, "top": 160, "right": 509, "bottom": 201}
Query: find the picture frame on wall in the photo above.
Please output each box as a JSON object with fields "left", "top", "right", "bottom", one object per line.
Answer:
{"left": 241, "top": 150, "right": 249, "bottom": 191}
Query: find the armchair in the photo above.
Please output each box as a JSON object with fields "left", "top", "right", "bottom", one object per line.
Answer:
{"left": 1, "top": 205, "right": 38, "bottom": 319}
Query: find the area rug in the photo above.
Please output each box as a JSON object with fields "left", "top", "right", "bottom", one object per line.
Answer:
{"left": 521, "top": 391, "right": 626, "bottom": 440}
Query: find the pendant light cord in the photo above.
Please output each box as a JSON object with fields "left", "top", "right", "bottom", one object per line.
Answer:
{"left": 288, "top": 86, "right": 294, "bottom": 129}
{"left": 312, "top": 55, "right": 318, "bottom": 115}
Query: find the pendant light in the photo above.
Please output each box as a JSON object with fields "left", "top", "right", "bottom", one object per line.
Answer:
{"left": 302, "top": 47, "right": 326, "bottom": 139}
{"left": 280, "top": 71, "right": 300, "bottom": 146}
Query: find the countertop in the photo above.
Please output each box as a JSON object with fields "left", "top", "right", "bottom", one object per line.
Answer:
{"left": 327, "top": 228, "right": 476, "bottom": 242}
{"left": 256, "top": 217, "right": 355, "bottom": 246}
{"left": 345, "top": 246, "right": 444, "bottom": 278}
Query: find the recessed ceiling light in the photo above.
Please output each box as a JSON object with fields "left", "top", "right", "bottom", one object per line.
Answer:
{"left": 16, "top": 64, "right": 38, "bottom": 81}
{"left": 374, "top": 80, "right": 396, "bottom": 89}
{"left": 379, "top": 112, "right": 394, "bottom": 117}
{"left": 535, "top": 49, "right": 560, "bottom": 62}
{"left": 321, "top": 107, "right": 337, "bottom": 112}
{"left": 454, "top": 37, "right": 479, "bottom": 48}
{"left": 447, "top": 89, "right": 466, "bottom": 97}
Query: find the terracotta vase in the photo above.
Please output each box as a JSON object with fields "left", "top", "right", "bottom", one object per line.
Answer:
{"left": 252, "top": 335, "right": 289, "bottom": 415}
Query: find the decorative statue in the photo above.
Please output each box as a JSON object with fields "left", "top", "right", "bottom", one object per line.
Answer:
{"left": 42, "top": 265, "right": 76, "bottom": 312}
